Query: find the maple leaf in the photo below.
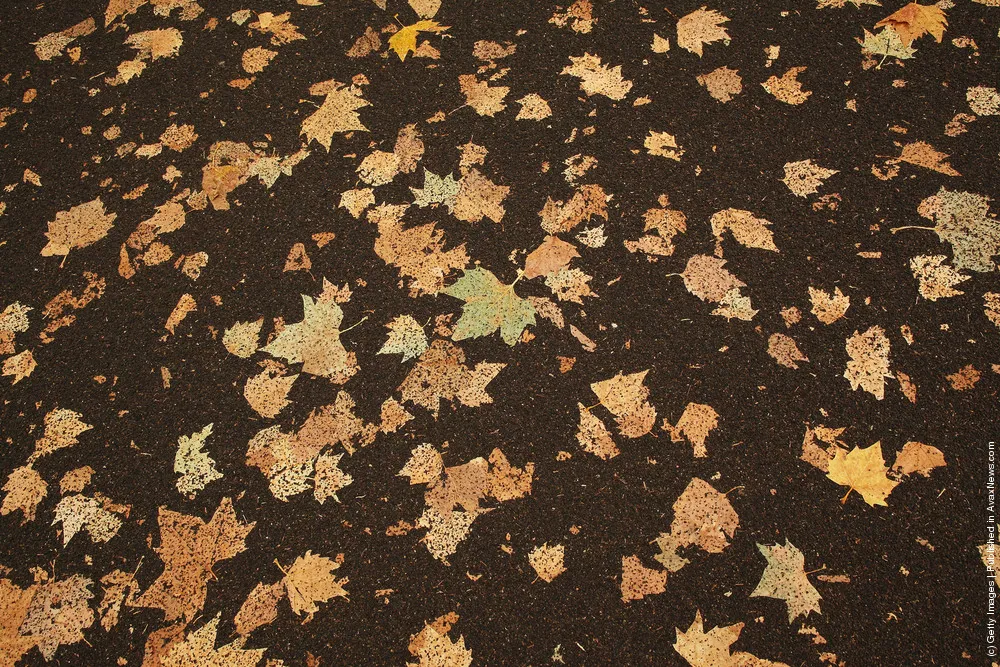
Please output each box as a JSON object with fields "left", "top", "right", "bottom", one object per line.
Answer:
{"left": 174, "top": 424, "right": 222, "bottom": 496}
{"left": 98, "top": 569, "right": 140, "bottom": 631}
{"left": 126, "top": 28, "right": 183, "bottom": 60}
{"left": 0, "top": 301, "right": 31, "bottom": 355}
{"left": 410, "top": 169, "right": 460, "bottom": 211}
{"left": 19, "top": 574, "right": 96, "bottom": 661}
{"left": 528, "top": 543, "right": 566, "bottom": 583}
{"left": 458, "top": 74, "right": 509, "bottom": 116}
{"left": 751, "top": 540, "right": 822, "bottom": 622}
{"left": 314, "top": 452, "right": 354, "bottom": 503}
{"left": 710, "top": 209, "right": 777, "bottom": 251}
{"left": 33, "top": 17, "right": 96, "bottom": 60}
{"left": 389, "top": 20, "right": 450, "bottom": 61}
{"left": 576, "top": 404, "right": 619, "bottom": 459}
{"left": 663, "top": 402, "right": 719, "bottom": 457}
{"left": 874, "top": 2, "right": 947, "bottom": 46}
{"left": 674, "top": 610, "right": 791, "bottom": 667}
{"left": 524, "top": 235, "right": 580, "bottom": 279}
{"left": 30, "top": 408, "right": 92, "bottom": 462}
{"left": 561, "top": 53, "right": 633, "bottom": 100}
{"left": 539, "top": 184, "right": 610, "bottom": 234}
{"left": 590, "top": 370, "right": 657, "bottom": 438}
{"left": 891, "top": 441, "right": 946, "bottom": 478}
{"left": 235, "top": 581, "right": 284, "bottom": 638}
{"left": 378, "top": 315, "right": 428, "bottom": 362}
{"left": 162, "top": 614, "right": 266, "bottom": 667}
{"left": 827, "top": 442, "right": 899, "bottom": 506}
{"left": 1, "top": 465, "right": 47, "bottom": 523}
{"left": 261, "top": 295, "right": 359, "bottom": 381}
{"left": 861, "top": 27, "right": 916, "bottom": 62}
{"left": 621, "top": 555, "right": 666, "bottom": 602}
{"left": 2, "top": 349, "right": 36, "bottom": 384}
{"left": 443, "top": 267, "right": 536, "bottom": 346}
{"left": 645, "top": 130, "right": 685, "bottom": 161}
{"left": 301, "top": 80, "right": 370, "bottom": 151}
{"left": 893, "top": 187, "right": 1000, "bottom": 272}
{"left": 41, "top": 198, "right": 117, "bottom": 262}
{"left": 0, "top": 577, "right": 40, "bottom": 665}
{"left": 762, "top": 67, "right": 811, "bottom": 105}
{"left": 407, "top": 614, "right": 473, "bottom": 667}
{"left": 654, "top": 478, "right": 739, "bottom": 572}
{"left": 223, "top": 318, "right": 264, "bottom": 358}
{"left": 781, "top": 159, "right": 839, "bottom": 197}
{"left": 244, "top": 367, "right": 298, "bottom": 418}
{"left": 677, "top": 255, "right": 744, "bottom": 302}
{"left": 132, "top": 497, "right": 255, "bottom": 622}
{"left": 844, "top": 325, "right": 891, "bottom": 400}
{"left": 281, "top": 551, "right": 349, "bottom": 621}
{"left": 676, "top": 7, "right": 730, "bottom": 57}
{"left": 398, "top": 340, "right": 505, "bottom": 416}
{"left": 249, "top": 11, "right": 306, "bottom": 45}
{"left": 370, "top": 203, "right": 469, "bottom": 296}
{"left": 697, "top": 66, "right": 743, "bottom": 103}
{"left": 768, "top": 333, "right": 809, "bottom": 369}
{"left": 910, "top": 255, "right": 969, "bottom": 300}
{"left": 454, "top": 168, "right": 509, "bottom": 224}
{"left": 808, "top": 286, "right": 850, "bottom": 324}
{"left": 53, "top": 494, "right": 125, "bottom": 545}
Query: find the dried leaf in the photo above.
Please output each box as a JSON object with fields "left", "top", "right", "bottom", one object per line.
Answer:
{"left": 751, "top": 540, "right": 822, "bottom": 622}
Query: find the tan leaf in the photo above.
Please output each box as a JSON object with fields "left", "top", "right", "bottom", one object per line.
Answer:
{"left": 654, "top": 478, "right": 739, "bottom": 572}
{"left": 676, "top": 7, "right": 731, "bottom": 56}
{"left": 132, "top": 497, "right": 255, "bottom": 622}
{"left": 696, "top": 66, "right": 742, "bottom": 102}
{"left": 590, "top": 370, "right": 657, "bottom": 438}
{"left": 301, "top": 80, "right": 370, "bottom": 151}
{"left": 844, "top": 326, "right": 891, "bottom": 400}
{"left": 710, "top": 209, "right": 777, "bottom": 251}
{"left": 678, "top": 254, "right": 746, "bottom": 303}
{"left": 891, "top": 441, "right": 946, "bottom": 477}
{"left": 407, "top": 614, "right": 473, "bottom": 667}
{"left": 874, "top": 2, "right": 947, "bottom": 46}
{"left": 576, "top": 403, "right": 619, "bottom": 459}
{"left": 561, "top": 53, "right": 633, "bottom": 100}
{"left": 261, "top": 295, "right": 359, "bottom": 381}
{"left": 41, "top": 198, "right": 117, "bottom": 261}
{"left": 174, "top": 424, "right": 221, "bottom": 496}
{"left": 762, "top": 67, "right": 811, "bottom": 104}
{"left": 768, "top": 333, "right": 809, "bottom": 369}
{"left": 458, "top": 75, "right": 509, "bottom": 116}
{"left": 664, "top": 402, "right": 719, "bottom": 457}
{"left": 528, "top": 543, "right": 566, "bottom": 582}
{"left": 454, "top": 168, "right": 509, "bottom": 223}
{"left": 782, "top": 159, "right": 838, "bottom": 197}
{"left": 621, "top": 555, "right": 666, "bottom": 602}
{"left": 31, "top": 408, "right": 92, "bottom": 462}
{"left": 235, "top": 581, "right": 284, "bottom": 637}
{"left": 751, "top": 540, "right": 822, "bottom": 623}
{"left": 165, "top": 293, "right": 196, "bottom": 334}
{"left": 244, "top": 368, "right": 298, "bottom": 419}
{"left": 20, "top": 574, "right": 95, "bottom": 660}
{"left": 539, "top": 184, "right": 609, "bottom": 234}
{"left": 283, "top": 551, "right": 349, "bottom": 621}
{"left": 3, "top": 349, "right": 36, "bottom": 384}
{"left": 1, "top": 465, "right": 48, "bottom": 523}
{"left": 162, "top": 614, "right": 265, "bottom": 667}
{"left": 53, "top": 493, "right": 125, "bottom": 545}
{"left": 515, "top": 93, "right": 552, "bottom": 120}
{"left": 524, "top": 235, "right": 580, "bottom": 279}
{"left": 370, "top": 204, "right": 469, "bottom": 296}
{"left": 249, "top": 11, "right": 306, "bottom": 45}
{"left": 674, "top": 610, "right": 791, "bottom": 667}
{"left": 126, "top": 28, "right": 183, "bottom": 60}
{"left": 910, "top": 255, "right": 969, "bottom": 300}
{"left": 808, "top": 286, "right": 850, "bottom": 324}
{"left": 223, "top": 318, "right": 264, "bottom": 358}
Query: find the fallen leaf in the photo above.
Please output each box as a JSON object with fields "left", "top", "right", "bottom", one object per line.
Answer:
{"left": 844, "top": 325, "right": 891, "bottom": 400}
{"left": 261, "top": 295, "right": 359, "bottom": 381}
{"left": 41, "top": 198, "right": 117, "bottom": 261}
{"left": 389, "top": 20, "right": 449, "bottom": 61}
{"left": 827, "top": 442, "right": 898, "bottom": 506}
{"left": 676, "top": 7, "right": 731, "bottom": 57}
{"left": 751, "top": 540, "right": 822, "bottom": 622}
{"left": 443, "top": 267, "right": 536, "bottom": 346}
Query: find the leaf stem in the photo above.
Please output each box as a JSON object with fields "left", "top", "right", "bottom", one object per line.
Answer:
{"left": 889, "top": 225, "right": 935, "bottom": 234}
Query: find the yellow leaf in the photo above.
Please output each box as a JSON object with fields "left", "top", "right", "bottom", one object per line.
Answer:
{"left": 388, "top": 20, "right": 449, "bottom": 61}
{"left": 826, "top": 442, "right": 899, "bottom": 506}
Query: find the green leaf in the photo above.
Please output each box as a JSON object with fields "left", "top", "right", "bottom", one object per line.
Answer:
{"left": 861, "top": 27, "right": 916, "bottom": 61}
{"left": 410, "top": 169, "right": 460, "bottom": 212}
{"left": 443, "top": 268, "right": 536, "bottom": 346}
